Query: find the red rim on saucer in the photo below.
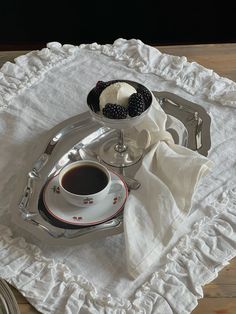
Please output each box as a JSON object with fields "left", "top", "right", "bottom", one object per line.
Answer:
{"left": 41, "top": 170, "right": 128, "bottom": 227}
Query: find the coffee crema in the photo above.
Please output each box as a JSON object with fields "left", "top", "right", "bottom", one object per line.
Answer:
{"left": 61, "top": 165, "right": 108, "bottom": 195}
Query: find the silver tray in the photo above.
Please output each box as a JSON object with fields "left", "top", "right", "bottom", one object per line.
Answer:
{"left": 154, "top": 91, "right": 211, "bottom": 156}
{"left": 17, "top": 92, "right": 211, "bottom": 244}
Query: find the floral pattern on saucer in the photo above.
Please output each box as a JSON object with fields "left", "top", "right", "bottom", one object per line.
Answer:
{"left": 43, "top": 170, "right": 128, "bottom": 226}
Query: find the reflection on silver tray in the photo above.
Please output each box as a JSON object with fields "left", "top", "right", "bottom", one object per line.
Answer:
{"left": 17, "top": 92, "right": 211, "bottom": 242}
{"left": 153, "top": 91, "right": 211, "bottom": 156}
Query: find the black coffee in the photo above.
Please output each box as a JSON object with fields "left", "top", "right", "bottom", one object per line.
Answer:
{"left": 61, "top": 165, "right": 108, "bottom": 195}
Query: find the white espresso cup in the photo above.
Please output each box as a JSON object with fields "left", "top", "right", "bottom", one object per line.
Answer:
{"left": 58, "top": 160, "right": 122, "bottom": 207}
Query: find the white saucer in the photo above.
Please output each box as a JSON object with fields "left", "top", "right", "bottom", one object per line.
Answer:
{"left": 43, "top": 170, "right": 128, "bottom": 226}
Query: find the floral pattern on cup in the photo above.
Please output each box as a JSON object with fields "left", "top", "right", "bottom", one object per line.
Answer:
{"left": 52, "top": 186, "right": 60, "bottom": 194}
{"left": 83, "top": 197, "right": 94, "bottom": 205}
{"left": 72, "top": 216, "right": 83, "bottom": 220}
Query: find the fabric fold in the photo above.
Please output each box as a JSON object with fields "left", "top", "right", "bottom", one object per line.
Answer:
{"left": 0, "top": 42, "right": 79, "bottom": 109}
{"left": 124, "top": 96, "right": 214, "bottom": 277}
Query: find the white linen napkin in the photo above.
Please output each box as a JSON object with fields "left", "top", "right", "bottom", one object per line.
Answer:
{"left": 124, "top": 95, "right": 214, "bottom": 277}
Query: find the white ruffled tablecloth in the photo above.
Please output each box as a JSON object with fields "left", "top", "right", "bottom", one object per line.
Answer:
{"left": 0, "top": 38, "right": 236, "bottom": 314}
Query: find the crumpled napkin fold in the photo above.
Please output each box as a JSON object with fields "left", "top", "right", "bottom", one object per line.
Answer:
{"left": 124, "top": 94, "right": 214, "bottom": 278}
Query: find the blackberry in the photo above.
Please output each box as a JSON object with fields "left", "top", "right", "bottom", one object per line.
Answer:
{"left": 102, "top": 103, "right": 127, "bottom": 119}
{"left": 137, "top": 86, "right": 152, "bottom": 109}
{"left": 90, "top": 81, "right": 111, "bottom": 113}
{"left": 128, "top": 93, "right": 145, "bottom": 117}
{"left": 94, "top": 81, "right": 111, "bottom": 96}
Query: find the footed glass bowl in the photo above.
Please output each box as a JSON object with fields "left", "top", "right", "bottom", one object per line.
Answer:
{"left": 87, "top": 79, "right": 152, "bottom": 167}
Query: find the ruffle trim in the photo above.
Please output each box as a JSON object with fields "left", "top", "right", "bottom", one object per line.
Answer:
{"left": 0, "top": 187, "right": 236, "bottom": 313}
{"left": 83, "top": 38, "right": 236, "bottom": 108}
{"left": 0, "top": 42, "right": 79, "bottom": 109}
{"left": 1, "top": 38, "right": 236, "bottom": 110}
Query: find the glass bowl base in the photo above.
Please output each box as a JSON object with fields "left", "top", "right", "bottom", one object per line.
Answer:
{"left": 99, "top": 137, "right": 143, "bottom": 168}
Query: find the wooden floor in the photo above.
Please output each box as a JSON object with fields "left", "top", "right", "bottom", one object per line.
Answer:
{"left": 1, "top": 43, "right": 236, "bottom": 313}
